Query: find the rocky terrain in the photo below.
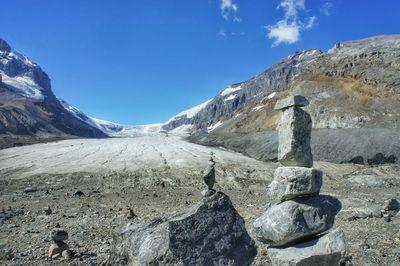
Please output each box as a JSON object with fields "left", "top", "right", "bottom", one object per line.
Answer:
{"left": 164, "top": 35, "right": 400, "bottom": 164}
{"left": 1, "top": 135, "right": 399, "bottom": 265}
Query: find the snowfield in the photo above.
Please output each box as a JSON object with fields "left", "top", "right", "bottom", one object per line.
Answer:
{"left": 0, "top": 135, "right": 270, "bottom": 180}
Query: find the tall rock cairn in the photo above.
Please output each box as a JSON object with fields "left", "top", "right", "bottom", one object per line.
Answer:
{"left": 252, "top": 95, "right": 347, "bottom": 266}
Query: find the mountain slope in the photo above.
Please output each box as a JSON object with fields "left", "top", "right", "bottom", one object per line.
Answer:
{"left": 0, "top": 38, "right": 107, "bottom": 148}
{"left": 165, "top": 35, "right": 400, "bottom": 164}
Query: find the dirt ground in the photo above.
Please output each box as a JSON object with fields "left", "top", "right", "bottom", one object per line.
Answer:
{"left": 0, "top": 139, "right": 399, "bottom": 265}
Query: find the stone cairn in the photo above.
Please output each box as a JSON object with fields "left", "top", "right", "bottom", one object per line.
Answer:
{"left": 48, "top": 228, "right": 72, "bottom": 260}
{"left": 252, "top": 95, "right": 347, "bottom": 265}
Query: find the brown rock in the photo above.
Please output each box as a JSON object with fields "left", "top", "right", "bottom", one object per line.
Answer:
{"left": 48, "top": 242, "right": 69, "bottom": 259}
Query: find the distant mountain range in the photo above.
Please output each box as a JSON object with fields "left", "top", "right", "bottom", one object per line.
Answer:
{"left": 1, "top": 35, "right": 399, "bottom": 164}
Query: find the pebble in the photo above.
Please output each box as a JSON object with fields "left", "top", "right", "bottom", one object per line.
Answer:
{"left": 24, "top": 187, "right": 37, "bottom": 193}
{"left": 73, "top": 190, "right": 85, "bottom": 197}
{"left": 51, "top": 229, "right": 68, "bottom": 242}
{"left": 126, "top": 208, "right": 136, "bottom": 220}
{"left": 62, "top": 249, "right": 72, "bottom": 260}
{"left": 43, "top": 206, "right": 52, "bottom": 215}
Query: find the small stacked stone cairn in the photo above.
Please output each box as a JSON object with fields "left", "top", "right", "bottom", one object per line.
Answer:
{"left": 201, "top": 157, "right": 216, "bottom": 196}
{"left": 110, "top": 158, "right": 256, "bottom": 265}
{"left": 48, "top": 228, "right": 72, "bottom": 260}
{"left": 252, "top": 95, "right": 347, "bottom": 265}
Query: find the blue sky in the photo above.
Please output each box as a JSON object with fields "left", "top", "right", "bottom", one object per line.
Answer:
{"left": 1, "top": 0, "right": 399, "bottom": 124}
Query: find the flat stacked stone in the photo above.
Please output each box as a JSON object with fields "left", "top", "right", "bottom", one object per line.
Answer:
{"left": 252, "top": 95, "right": 347, "bottom": 265}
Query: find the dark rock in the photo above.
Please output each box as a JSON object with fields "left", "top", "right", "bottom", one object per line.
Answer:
{"left": 382, "top": 199, "right": 400, "bottom": 211}
{"left": 43, "top": 206, "right": 52, "bottom": 215}
{"left": 51, "top": 229, "right": 68, "bottom": 242}
{"left": 367, "top": 153, "right": 396, "bottom": 165}
{"left": 73, "top": 190, "right": 84, "bottom": 197}
{"left": 348, "top": 156, "right": 365, "bottom": 165}
{"left": 110, "top": 191, "right": 256, "bottom": 266}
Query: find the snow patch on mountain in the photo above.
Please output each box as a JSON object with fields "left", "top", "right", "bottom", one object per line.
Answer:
{"left": 220, "top": 85, "right": 242, "bottom": 96}
{"left": 224, "top": 94, "right": 237, "bottom": 102}
{"left": 167, "top": 98, "right": 212, "bottom": 123}
{"left": 0, "top": 72, "right": 44, "bottom": 100}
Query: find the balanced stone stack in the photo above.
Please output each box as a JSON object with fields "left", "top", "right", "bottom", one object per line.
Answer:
{"left": 253, "top": 95, "right": 346, "bottom": 265}
{"left": 110, "top": 159, "right": 256, "bottom": 265}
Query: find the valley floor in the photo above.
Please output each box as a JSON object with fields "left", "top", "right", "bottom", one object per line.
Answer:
{"left": 0, "top": 135, "right": 399, "bottom": 265}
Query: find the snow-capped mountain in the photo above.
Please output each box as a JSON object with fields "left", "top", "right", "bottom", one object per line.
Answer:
{"left": 0, "top": 38, "right": 108, "bottom": 148}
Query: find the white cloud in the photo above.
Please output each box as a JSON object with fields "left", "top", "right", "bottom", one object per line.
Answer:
{"left": 218, "top": 29, "right": 227, "bottom": 38}
{"left": 220, "top": 0, "right": 241, "bottom": 22}
{"left": 320, "top": 1, "right": 333, "bottom": 16}
{"left": 267, "top": 0, "right": 316, "bottom": 46}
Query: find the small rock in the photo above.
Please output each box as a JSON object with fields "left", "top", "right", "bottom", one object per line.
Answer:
{"left": 48, "top": 242, "right": 69, "bottom": 258}
{"left": 43, "top": 206, "right": 52, "bottom": 215}
{"left": 51, "top": 229, "right": 68, "bottom": 242}
{"left": 24, "top": 186, "right": 37, "bottom": 193}
{"left": 384, "top": 214, "right": 392, "bottom": 222}
{"left": 126, "top": 208, "right": 136, "bottom": 220}
{"left": 382, "top": 199, "right": 400, "bottom": 211}
{"left": 62, "top": 249, "right": 73, "bottom": 260}
{"left": 73, "top": 190, "right": 84, "bottom": 197}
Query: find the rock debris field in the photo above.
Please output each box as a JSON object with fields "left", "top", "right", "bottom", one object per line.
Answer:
{"left": 0, "top": 134, "right": 400, "bottom": 265}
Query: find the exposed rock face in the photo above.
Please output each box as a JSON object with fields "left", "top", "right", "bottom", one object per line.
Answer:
{"left": 267, "top": 229, "right": 346, "bottom": 266}
{"left": 276, "top": 101, "right": 313, "bottom": 167}
{"left": 253, "top": 195, "right": 341, "bottom": 246}
{"left": 269, "top": 167, "right": 322, "bottom": 201}
{"left": 0, "top": 38, "right": 107, "bottom": 149}
{"left": 174, "top": 35, "right": 400, "bottom": 164}
{"left": 164, "top": 35, "right": 400, "bottom": 133}
{"left": 110, "top": 192, "right": 256, "bottom": 266}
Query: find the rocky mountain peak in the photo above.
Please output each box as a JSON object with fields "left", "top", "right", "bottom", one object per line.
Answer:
{"left": 0, "top": 38, "right": 11, "bottom": 52}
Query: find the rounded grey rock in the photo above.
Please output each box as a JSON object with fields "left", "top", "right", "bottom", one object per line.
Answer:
{"left": 253, "top": 195, "right": 341, "bottom": 247}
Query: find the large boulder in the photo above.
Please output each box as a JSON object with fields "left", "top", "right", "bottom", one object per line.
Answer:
{"left": 276, "top": 106, "right": 313, "bottom": 167}
{"left": 267, "top": 228, "right": 346, "bottom": 266}
{"left": 269, "top": 167, "right": 322, "bottom": 201}
{"left": 110, "top": 192, "right": 256, "bottom": 266}
{"left": 253, "top": 195, "right": 341, "bottom": 246}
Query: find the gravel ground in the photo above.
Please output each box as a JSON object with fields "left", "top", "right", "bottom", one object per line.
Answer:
{"left": 0, "top": 136, "right": 399, "bottom": 265}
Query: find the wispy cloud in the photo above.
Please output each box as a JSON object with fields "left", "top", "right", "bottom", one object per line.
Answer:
{"left": 218, "top": 29, "right": 227, "bottom": 38}
{"left": 220, "top": 0, "right": 241, "bottom": 22}
{"left": 267, "top": 0, "right": 316, "bottom": 46}
{"left": 320, "top": 1, "right": 333, "bottom": 16}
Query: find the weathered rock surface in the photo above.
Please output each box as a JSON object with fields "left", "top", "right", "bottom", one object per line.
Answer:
{"left": 274, "top": 95, "right": 309, "bottom": 110}
{"left": 277, "top": 106, "right": 313, "bottom": 167}
{"left": 267, "top": 228, "right": 346, "bottom": 266}
{"left": 253, "top": 195, "right": 341, "bottom": 246}
{"left": 269, "top": 167, "right": 322, "bottom": 201}
{"left": 51, "top": 229, "right": 68, "bottom": 242}
{"left": 110, "top": 191, "right": 256, "bottom": 266}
